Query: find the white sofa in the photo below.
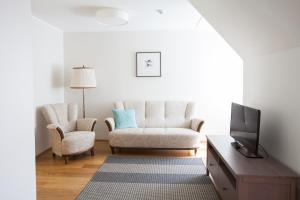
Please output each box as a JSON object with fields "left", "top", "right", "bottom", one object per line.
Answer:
{"left": 104, "top": 101, "right": 204, "bottom": 154}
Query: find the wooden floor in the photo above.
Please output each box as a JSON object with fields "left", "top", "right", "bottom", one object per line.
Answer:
{"left": 36, "top": 140, "right": 207, "bottom": 200}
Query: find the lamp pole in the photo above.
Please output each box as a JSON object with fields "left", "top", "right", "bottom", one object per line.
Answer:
{"left": 82, "top": 87, "right": 85, "bottom": 118}
{"left": 82, "top": 65, "right": 86, "bottom": 118}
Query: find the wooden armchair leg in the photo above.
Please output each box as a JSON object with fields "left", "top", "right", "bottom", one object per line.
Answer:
{"left": 52, "top": 153, "right": 56, "bottom": 159}
{"left": 63, "top": 155, "right": 68, "bottom": 164}
{"left": 110, "top": 146, "right": 115, "bottom": 154}
{"left": 90, "top": 147, "right": 95, "bottom": 156}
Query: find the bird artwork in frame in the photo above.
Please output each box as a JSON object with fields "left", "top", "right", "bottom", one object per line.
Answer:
{"left": 136, "top": 52, "right": 161, "bottom": 77}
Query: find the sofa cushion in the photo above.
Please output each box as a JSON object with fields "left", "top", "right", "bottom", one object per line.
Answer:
{"left": 114, "top": 101, "right": 196, "bottom": 129}
{"left": 165, "top": 101, "right": 195, "bottom": 128}
{"left": 113, "top": 109, "right": 137, "bottom": 129}
{"left": 108, "top": 128, "right": 201, "bottom": 148}
{"left": 145, "top": 101, "right": 165, "bottom": 128}
{"left": 115, "top": 101, "right": 146, "bottom": 127}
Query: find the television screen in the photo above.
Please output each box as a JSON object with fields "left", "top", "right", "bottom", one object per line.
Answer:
{"left": 230, "top": 103, "right": 261, "bottom": 156}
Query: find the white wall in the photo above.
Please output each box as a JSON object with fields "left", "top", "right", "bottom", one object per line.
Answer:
{"left": 64, "top": 22, "right": 243, "bottom": 139}
{"left": 0, "top": 0, "right": 36, "bottom": 199}
{"left": 33, "top": 17, "right": 64, "bottom": 155}
{"left": 244, "top": 47, "right": 300, "bottom": 195}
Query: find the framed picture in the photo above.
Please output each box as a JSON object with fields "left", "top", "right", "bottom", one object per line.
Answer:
{"left": 136, "top": 52, "right": 161, "bottom": 77}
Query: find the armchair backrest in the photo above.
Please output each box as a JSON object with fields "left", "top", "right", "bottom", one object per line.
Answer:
{"left": 41, "top": 103, "right": 78, "bottom": 133}
{"left": 114, "top": 101, "right": 196, "bottom": 128}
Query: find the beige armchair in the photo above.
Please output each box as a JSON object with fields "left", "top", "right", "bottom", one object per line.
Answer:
{"left": 41, "top": 103, "right": 97, "bottom": 164}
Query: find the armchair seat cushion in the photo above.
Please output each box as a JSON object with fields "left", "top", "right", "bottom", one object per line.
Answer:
{"left": 108, "top": 128, "right": 201, "bottom": 149}
{"left": 62, "top": 131, "right": 95, "bottom": 155}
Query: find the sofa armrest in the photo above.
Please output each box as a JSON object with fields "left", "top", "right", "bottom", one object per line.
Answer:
{"left": 104, "top": 118, "right": 115, "bottom": 132}
{"left": 47, "top": 124, "right": 65, "bottom": 140}
{"left": 191, "top": 118, "right": 204, "bottom": 132}
{"left": 77, "top": 118, "right": 97, "bottom": 131}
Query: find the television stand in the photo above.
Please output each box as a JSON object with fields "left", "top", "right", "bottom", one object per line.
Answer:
{"left": 230, "top": 142, "right": 263, "bottom": 158}
{"left": 206, "top": 135, "right": 297, "bottom": 200}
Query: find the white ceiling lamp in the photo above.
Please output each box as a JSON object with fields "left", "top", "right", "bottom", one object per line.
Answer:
{"left": 156, "top": 9, "right": 164, "bottom": 15}
{"left": 96, "top": 8, "right": 129, "bottom": 26}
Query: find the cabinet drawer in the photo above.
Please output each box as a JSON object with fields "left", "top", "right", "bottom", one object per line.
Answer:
{"left": 219, "top": 167, "right": 237, "bottom": 200}
{"left": 207, "top": 149, "right": 218, "bottom": 180}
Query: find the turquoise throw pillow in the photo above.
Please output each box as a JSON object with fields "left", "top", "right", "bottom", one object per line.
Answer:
{"left": 112, "top": 109, "right": 137, "bottom": 129}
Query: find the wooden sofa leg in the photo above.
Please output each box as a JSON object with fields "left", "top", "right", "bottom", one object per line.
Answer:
{"left": 90, "top": 147, "right": 95, "bottom": 156}
{"left": 110, "top": 146, "right": 115, "bottom": 154}
{"left": 52, "top": 153, "right": 56, "bottom": 159}
{"left": 63, "top": 155, "right": 68, "bottom": 164}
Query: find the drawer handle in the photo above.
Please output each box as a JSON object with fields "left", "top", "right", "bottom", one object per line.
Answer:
{"left": 222, "top": 187, "right": 227, "bottom": 191}
{"left": 209, "top": 163, "right": 214, "bottom": 166}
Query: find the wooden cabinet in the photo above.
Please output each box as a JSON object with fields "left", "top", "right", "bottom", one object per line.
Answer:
{"left": 207, "top": 149, "right": 219, "bottom": 181}
{"left": 218, "top": 165, "right": 237, "bottom": 200}
{"left": 206, "top": 135, "right": 297, "bottom": 200}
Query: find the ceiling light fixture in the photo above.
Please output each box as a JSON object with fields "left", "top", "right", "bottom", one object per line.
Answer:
{"left": 96, "top": 8, "right": 128, "bottom": 26}
{"left": 156, "top": 9, "right": 164, "bottom": 15}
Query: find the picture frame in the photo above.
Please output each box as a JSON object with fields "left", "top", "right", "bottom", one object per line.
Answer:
{"left": 136, "top": 52, "right": 161, "bottom": 77}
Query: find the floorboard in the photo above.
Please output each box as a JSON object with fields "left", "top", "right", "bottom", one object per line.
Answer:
{"left": 36, "top": 140, "right": 207, "bottom": 200}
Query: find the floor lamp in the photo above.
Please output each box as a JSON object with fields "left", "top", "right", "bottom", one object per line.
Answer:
{"left": 70, "top": 65, "right": 96, "bottom": 118}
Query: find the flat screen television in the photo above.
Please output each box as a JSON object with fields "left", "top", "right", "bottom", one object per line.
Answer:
{"left": 230, "top": 103, "right": 262, "bottom": 158}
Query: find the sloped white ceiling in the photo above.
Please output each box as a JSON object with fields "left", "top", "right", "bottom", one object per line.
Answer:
{"left": 32, "top": 0, "right": 202, "bottom": 32}
{"left": 190, "top": 0, "right": 300, "bottom": 58}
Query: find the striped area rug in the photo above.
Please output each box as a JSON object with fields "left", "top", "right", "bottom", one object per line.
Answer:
{"left": 77, "top": 156, "right": 219, "bottom": 200}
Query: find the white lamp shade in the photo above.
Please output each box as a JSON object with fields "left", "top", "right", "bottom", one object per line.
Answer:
{"left": 70, "top": 67, "right": 96, "bottom": 88}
